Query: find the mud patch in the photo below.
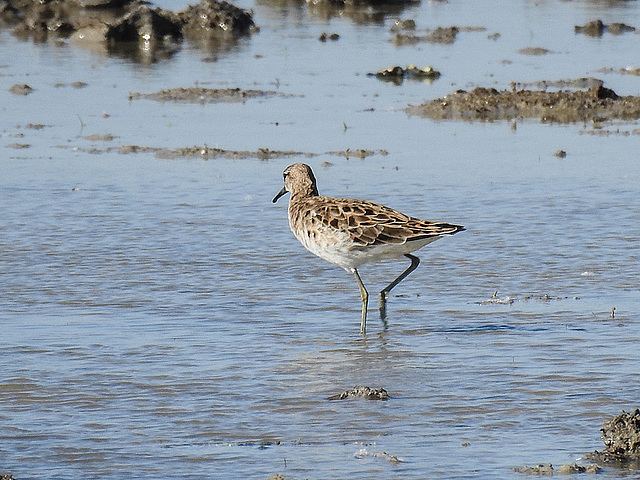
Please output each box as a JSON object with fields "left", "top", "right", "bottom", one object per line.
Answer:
{"left": 61, "top": 143, "right": 388, "bottom": 161}
{"left": 585, "top": 409, "right": 640, "bottom": 467}
{"left": 84, "top": 134, "right": 117, "bottom": 142}
{"left": 306, "top": 0, "right": 418, "bottom": 25}
{"left": 9, "top": 83, "right": 34, "bottom": 96}
{"left": 392, "top": 24, "right": 485, "bottom": 46}
{"left": 154, "top": 146, "right": 313, "bottom": 160}
{"left": 511, "top": 77, "right": 603, "bottom": 90}
{"left": 406, "top": 85, "right": 640, "bottom": 123}
{"left": 598, "top": 67, "right": 640, "bottom": 77}
{"left": 1, "top": 0, "right": 257, "bottom": 61}
{"left": 574, "top": 20, "right": 635, "bottom": 37}
{"left": 328, "top": 385, "right": 389, "bottom": 400}
{"left": 180, "top": 0, "right": 256, "bottom": 38}
{"left": 518, "top": 47, "right": 550, "bottom": 56}
{"left": 513, "top": 463, "right": 600, "bottom": 475}
{"left": 128, "top": 87, "right": 279, "bottom": 104}
{"left": 368, "top": 65, "right": 440, "bottom": 85}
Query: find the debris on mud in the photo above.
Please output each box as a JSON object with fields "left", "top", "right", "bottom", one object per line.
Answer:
{"left": 585, "top": 409, "right": 640, "bottom": 467}
{"left": 478, "top": 292, "right": 515, "bottom": 305}
{"left": 575, "top": 20, "right": 635, "bottom": 37}
{"left": 478, "top": 292, "right": 580, "bottom": 305}
{"left": 129, "top": 87, "right": 279, "bottom": 103}
{"left": 406, "top": 85, "right": 640, "bottom": 123}
{"left": 325, "top": 148, "right": 387, "bottom": 159}
{"left": 355, "top": 448, "right": 403, "bottom": 464}
{"left": 328, "top": 385, "right": 389, "bottom": 400}
{"left": 368, "top": 65, "right": 440, "bottom": 85}
{"left": 512, "top": 463, "right": 600, "bottom": 475}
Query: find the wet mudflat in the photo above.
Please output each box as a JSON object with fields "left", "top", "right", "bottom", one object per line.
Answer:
{"left": 2, "top": 0, "right": 640, "bottom": 479}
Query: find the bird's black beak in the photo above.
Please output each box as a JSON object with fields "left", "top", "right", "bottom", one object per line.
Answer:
{"left": 272, "top": 186, "right": 288, "bottom": 203}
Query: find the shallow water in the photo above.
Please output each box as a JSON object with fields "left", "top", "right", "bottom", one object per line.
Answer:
{"left": 2, "top": 0, "right": 640, "bottom": 479}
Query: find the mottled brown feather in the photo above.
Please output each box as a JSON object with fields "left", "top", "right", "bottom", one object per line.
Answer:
{"left": 291, "top": 195, "right": 463, "bottom": 247}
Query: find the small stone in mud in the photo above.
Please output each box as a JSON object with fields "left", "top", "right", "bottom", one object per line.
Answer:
{"left": 9, "top": 84, "right": 34, "bottom": 96}
{"left": 328, "top": 385, "right": 389, "bottom": 400}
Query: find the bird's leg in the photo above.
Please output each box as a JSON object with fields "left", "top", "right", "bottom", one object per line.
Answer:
{"left": 352, "top": 268, "right": 368, "bottom": 334}
{"left": 379, "top": 254, "right": 420, "bottom": 322}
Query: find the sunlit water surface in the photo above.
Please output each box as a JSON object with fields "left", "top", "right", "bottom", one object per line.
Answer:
{"left": 1, "top": 0, "right": 640, "bottom": 479}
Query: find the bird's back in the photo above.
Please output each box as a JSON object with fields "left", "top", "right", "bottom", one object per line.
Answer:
{"left": 288, "top": 195, "right": 464, "bottom": 269}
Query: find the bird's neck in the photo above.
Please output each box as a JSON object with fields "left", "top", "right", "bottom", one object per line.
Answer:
{"left": 290, "top": 186, "right": 319, "bottom": 201}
